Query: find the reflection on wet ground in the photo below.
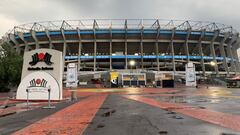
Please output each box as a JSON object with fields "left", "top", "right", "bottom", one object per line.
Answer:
{"left": 153, "top": 96, "right": 223, "bottom": 104}
{"left": 144, "top": 87, "right": 240, "bottom": 115}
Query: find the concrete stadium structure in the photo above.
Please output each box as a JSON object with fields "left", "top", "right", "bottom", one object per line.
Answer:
{"left": 4, "top": 19, "right": 240, "bottom": 78}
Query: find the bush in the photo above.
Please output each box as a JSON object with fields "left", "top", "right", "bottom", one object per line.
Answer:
{"left": 0, "top": 43, "right": 23, "bottom": 92}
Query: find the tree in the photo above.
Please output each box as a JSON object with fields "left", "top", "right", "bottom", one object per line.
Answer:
{"left": 0, "top": 43, "right": 23, "bottom": 92}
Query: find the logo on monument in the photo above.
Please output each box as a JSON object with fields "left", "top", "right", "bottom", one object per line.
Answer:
{"left": 29, "top": 52, "right": 53, "bottom": 66}
{"left": 29, "top": 78, "right": 48, "bottom": 88}
{"left": 28, "top": 78, "right": 49, "bottom": 92}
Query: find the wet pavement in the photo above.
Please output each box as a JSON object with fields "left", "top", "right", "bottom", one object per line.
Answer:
{"left": 0, "top": 86, "right": 240, "bottom": 135}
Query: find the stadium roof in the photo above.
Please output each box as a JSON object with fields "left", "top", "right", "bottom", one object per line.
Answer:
{"left": 8, "top": 19, "right": 238, "bottom": 35}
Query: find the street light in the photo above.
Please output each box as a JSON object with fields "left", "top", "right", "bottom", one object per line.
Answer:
{"left": 210, "top": 61, "right": 216, "bottom": 66}
{"left": 129, "top": 60, "right": 136, "bottom": 67}
{"left": 129, "top": 60, "right": 136, "bottom": 87}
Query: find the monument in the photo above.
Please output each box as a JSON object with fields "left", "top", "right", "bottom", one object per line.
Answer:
{"left": 16, "top": 49, "right": 63, "bottom": 100}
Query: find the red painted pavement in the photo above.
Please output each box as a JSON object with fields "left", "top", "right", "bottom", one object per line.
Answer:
{"left": 13, "top": 94, "right": 107, "bottom": 135}
{"left": 124, "top": 95, "right": 240, "bottom": 132}
{"left": 0, "top": 100, "right": 21, "bottom": 106}
{"left": 63, "top": 90, "right": 95, "bottom": 99}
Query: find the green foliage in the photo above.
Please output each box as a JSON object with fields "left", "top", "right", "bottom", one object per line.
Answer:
{"left": 0, "top": 43, "right": 23, "bottom": 92}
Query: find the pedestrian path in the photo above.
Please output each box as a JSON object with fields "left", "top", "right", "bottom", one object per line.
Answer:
{"left": 13, "top": 94, "right": 107, "bottom": 135}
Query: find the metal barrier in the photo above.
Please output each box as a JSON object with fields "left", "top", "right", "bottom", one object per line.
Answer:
{"left": 43, "top": 88, "right": 56, "bottom": 109}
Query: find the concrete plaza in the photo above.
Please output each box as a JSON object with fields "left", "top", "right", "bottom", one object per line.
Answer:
{"left": 1, "top": 86, "right": 240, "bottom": 135}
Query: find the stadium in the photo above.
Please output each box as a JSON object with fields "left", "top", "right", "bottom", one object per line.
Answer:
{"left": 4, "top": 19, "right": 240, "bottom": 86}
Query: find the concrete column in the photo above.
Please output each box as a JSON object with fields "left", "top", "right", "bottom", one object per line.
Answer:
{"left": 61, "top": 29, "right": 67, "bottom": 70}
{"left": 198, "top": 30, "right": 206, "bottom": 76}
{"left": 125, "top": 41, "right": 128, "bottom": 69}
{"left": 125, "top": 20, "right": 128, "bottom": 69}
{"left": 45, "top": 29, "right": 53, "bottom": 49}
{"left": 140, "top": 27, "right": 144, "bottom": 69}
{"left": 227, "top": 34, "right": 238, "bottom": 73}
{"left": 31, "top": 30, "right": 39, "bottom": 49}
{"left": 227, "top": 44, "right": 236, "bottom": 73}
{"left": 209, "top": 31, "right": 219, "bottom": 76}
{"left": 93, "top": 30, "right": 97, "bottom": 72}
{"left": 184, "top": 28, "right": 191, "bottom": 62}
{"left": 110, "top": 27, "right": 112, "bottom": 70}
{"left": 170, "top": 28, "right": 176, "bottom": 74}
{"left": 77, "top": 28, "right": 82, "bottom": 71}
{"left": 9, "top": 34, "right": 20, "bottom": 54}
{"left": 17, "top": 32, "right": 28, "bottom": 52}
{"left": 155, "top": 27, "right": 160, "bottom": 71}
{"left": 232, "top": 45, "right": 240, "bottom": 73}
{"left": 219, "top": 33, "right": 230, "bottom": 76}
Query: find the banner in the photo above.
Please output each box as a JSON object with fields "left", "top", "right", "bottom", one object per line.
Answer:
{"left": 185, "top": 62, "right": 196, "bottom": 86}
{"left": 110, "top": 72, "right": 119, "bottom": 87}
{"left": 66, "top": 63, "right": 78, "bottom": 88}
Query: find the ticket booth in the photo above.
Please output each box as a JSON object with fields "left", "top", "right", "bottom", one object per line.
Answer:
{"left": 155, "top": 73, "right": 174, "bottom": 88}
{"left": 119, "top": 73, "right": 146, "bottom": 87}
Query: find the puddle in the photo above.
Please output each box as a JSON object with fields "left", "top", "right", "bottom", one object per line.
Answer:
{"left": 221, "top": 133, "right": 237, "bottom": 135}
{"left": 198, "top": 106, "right": 206, "bottom": 109}
{"left": 80, "top": 122, "right": 93, "bottom": 125}
{"left": 172, "top": 115, "right": 184, "bottom": 119}
{"left": 97, "top": 123, "right": 105, "bottom": 128}
{"left": 155, "top": 96, "right": 223, "bottom": 104}
{"left": 101, "top": 109, "right": 116, "bottom": 117}
{"left": 99, "top": 107, "right": 110, "bottom": 110}
{"left": 159, "top": 131, "right": 168, "bottom": 134}
{"left": 166, "top": 111, "right": 176, "bottom": 114}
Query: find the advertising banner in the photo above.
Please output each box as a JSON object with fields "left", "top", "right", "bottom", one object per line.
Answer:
{"left": 66, "top": 63, "right": 78, "bottom": 88}
{"left": 185, "top": 62, "right": 196, "bottom": 87}
{"left": 110, "top": 71, "right": 119, "bottom": 87}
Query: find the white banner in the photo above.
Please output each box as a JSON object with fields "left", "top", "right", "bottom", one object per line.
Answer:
{"left": 186, "top": 62, "right": 196, "bottom": 87}
{"left": 66, "top": 63, "right": 78, "bottom": 88}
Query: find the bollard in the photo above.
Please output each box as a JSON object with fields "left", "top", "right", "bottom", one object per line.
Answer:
{"left": 43, "top": 88, "right": 56, "bottom": 109}
{"left": 26, "top": 89, "right": 29, "bottom": 109}
{"left": 47, "top": 88, "right": 51, "bottom": 107}
{"left": 71, "top": 91, "right": 77, "bottom": 101}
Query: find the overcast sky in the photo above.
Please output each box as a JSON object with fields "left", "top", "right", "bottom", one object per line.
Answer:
{"left": 0, "top": 0, "right": 240, "bottom": 37}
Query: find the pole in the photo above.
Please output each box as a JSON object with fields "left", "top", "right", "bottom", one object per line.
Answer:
{"left": 48, "top": 88, "right": 50, "bottom": 108}
{"left": 130, "top": 65, "right": 132, "bottom": 87}
{"left": 43, "top": 88, "right": 56, "bottom": 109}
{"left": 26, "top": 89, "right": 29, "bottom": 109}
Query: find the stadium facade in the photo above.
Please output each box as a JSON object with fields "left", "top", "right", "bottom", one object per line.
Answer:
{"left": 4, "top": 19, "right": 240, "bottom": 79}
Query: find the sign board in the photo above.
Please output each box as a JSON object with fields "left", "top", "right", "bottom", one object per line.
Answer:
{"left": 110, "top": 71, "right": 119, "bottom": 87}
{"left": 66, "top": 63, "right": 78, "bottom": 88}
{"left": 94, "top": 73, "right": 101, "bottom": 79}
{"left": 17, "top": 71, "right": 61, "bottom": 100}
{"left": 17, "top": 49, "right": 63, "bottom": 100}
{"left": 185, "top": 62, "right": 196, "bottom": 86}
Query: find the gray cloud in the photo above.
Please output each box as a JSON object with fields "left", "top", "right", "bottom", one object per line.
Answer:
{"left": 1, "top": 0, "right": 240, "bottom": 36}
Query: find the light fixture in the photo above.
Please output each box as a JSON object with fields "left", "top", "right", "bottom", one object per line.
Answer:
{"left": 210, "top": 61, "right": 216, "bottom": 66}
{"left": 129, "top": 60, "right": 136, "bottom": 66}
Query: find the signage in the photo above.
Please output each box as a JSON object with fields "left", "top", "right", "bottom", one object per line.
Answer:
{"left": 17, "top": 49, "right": 63, "bottom": 100}
{"left": 29, "top": 52, "right": 53, "bottom": 66}
{"left": 110, "top": 71, "right": 119, "bottom": 87}
{"left": 66, "top": 63, "right": 78, "bottom": 88}
{"left": 17, "top": 71, "right": 61, "bottom": 100}
{"left": 186, "top": 62, "right": 196, "bottom": 86}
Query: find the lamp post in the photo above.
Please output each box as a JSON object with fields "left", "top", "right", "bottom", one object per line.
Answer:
{"left": 129, "top": 60, "right": 136, "bottom": 87}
